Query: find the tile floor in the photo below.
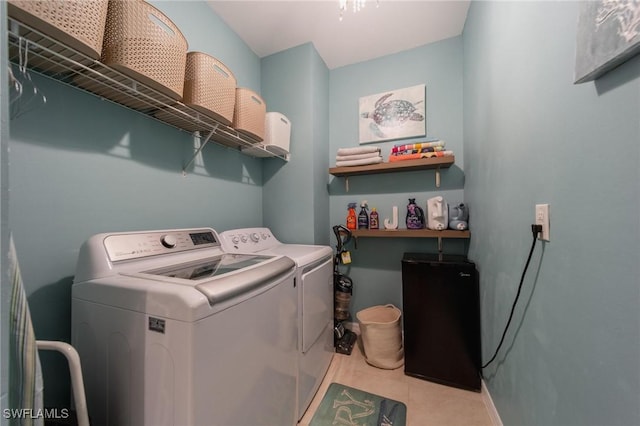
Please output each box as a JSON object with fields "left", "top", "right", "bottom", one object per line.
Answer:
{"left": 299, "top": 340, "right": 496, "bottom": 426}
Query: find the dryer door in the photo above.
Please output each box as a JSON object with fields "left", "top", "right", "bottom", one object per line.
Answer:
{"left": 301, "top": 258, "right": 333, "bottom": 353}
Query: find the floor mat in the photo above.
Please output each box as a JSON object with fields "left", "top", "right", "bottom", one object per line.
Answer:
{"left": 310, "top": 382, "right": 407, "bottom": 426}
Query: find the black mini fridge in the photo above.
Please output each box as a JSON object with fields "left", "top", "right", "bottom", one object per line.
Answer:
{"left": 401, "top": 253, "right": 481, "bottom": 391}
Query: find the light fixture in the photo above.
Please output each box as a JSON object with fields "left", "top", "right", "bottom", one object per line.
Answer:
{"left": 339, "top": 0, "right": 379, "bottom": 21}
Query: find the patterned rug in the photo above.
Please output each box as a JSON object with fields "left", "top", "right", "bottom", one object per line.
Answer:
{"left": 310, "top": 382, "right": 407, "bottom": 426}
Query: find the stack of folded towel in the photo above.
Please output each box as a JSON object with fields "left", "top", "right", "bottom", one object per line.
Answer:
{"left": 335, "top": 146, "right": 383, "bottom": 167}
{"left": 388, "top": 139, "right": 454, "bottom": 163}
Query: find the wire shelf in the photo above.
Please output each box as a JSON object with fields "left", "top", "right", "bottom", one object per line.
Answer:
{"left": 6, "top": 17, "right": 289, "bottom": 167}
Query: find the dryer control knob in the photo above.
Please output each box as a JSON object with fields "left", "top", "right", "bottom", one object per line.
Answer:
{"left": 240, "top": 235, "right": 248, "bottom": 243}
{"left": 250, "top": 232, "right": 260, "bottom": 242}
{"left": 261, "top": 233, "right": 268, "bottom": 240}
{"left": 231, "top": 236, "right": 240, "bottom": 244}
{"left": 161, "top": 234, "right": 177, "bottom": 248}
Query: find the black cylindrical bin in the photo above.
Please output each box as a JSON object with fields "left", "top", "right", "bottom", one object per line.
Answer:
{"left": 401, "top": 253, "right": 481, "bottom": 392}
{"left": 334, "top": 274, "right": 353, "bottom": 321}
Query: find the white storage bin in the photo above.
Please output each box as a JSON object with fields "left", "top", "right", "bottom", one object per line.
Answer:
{"left": 264, "top": 112, "right": 291, "bottom": 156}
{"left": 242, "top": 112, "right": 291, "bottom": 158}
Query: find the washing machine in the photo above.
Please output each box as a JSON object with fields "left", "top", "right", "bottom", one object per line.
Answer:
{"left": 71, "top": 228, "right": 298, "bottom": 426}
{"left": 219, "top": 228, "right": 334, "bottom": 420}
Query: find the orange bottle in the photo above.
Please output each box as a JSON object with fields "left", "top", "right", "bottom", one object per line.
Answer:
{"left": 346, "top": 203, "right": 357, "bottom": 230}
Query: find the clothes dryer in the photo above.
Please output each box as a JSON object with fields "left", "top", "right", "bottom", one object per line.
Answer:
{"left": 219, "top": 228, "right": 334, "bottom": 420}
{"left": 72, "top": 228, "right": 298, "bottom": 426}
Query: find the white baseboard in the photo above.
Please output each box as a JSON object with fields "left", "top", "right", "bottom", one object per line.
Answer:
{"left": 481, "top": 380, "right": 503, "bottom": 426}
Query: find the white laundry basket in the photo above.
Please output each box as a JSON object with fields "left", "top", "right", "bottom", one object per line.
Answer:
{"left": 356, "top": 304, "right": 404, "bottom": 369}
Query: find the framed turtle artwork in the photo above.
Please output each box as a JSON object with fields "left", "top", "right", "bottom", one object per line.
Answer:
{"left": 358, "top": 84, "right": 426, "bottom": 144}
{"left": 574, "top": 0, "right": 640, "bottom": 83}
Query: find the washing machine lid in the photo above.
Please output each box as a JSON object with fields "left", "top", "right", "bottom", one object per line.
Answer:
{"left": 127, "top": 254, "right": 295, "bottom": 305}
{"left": 265, "top": 244, "right": 332, "bottom": 267}
{"left": 143, "top": 253, "right": 271, "bottom": 280}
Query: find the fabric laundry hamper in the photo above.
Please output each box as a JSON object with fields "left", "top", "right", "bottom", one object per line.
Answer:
{"left": 356, "top": 304, "right": 404, "bottom": 369}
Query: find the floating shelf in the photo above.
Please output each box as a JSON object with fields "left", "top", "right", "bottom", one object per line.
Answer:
{"left": 329, "top": 156, "right": 454, "bottom": 177}
{"left": 6, "top": 17, "right": 289, "bottom": 169}
{"left": 351, "top": 229, "right": 470, "bottom": 238}
{"left": 350, "top": 228, "right": 470, "bottom": 255}
{"left": 329, "top": 156, "right": 454, "bottom": 190}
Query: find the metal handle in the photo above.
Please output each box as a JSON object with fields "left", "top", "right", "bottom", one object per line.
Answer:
{"left": 37, "top": 341, "right": 89, "bottom": 426}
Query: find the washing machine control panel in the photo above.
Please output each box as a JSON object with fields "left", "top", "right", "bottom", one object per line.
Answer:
{"left": 104, "top": 229, "right": 220, "bottom": 262}
{"left": 219, "top": 228, "right": 277, "bottom": 252}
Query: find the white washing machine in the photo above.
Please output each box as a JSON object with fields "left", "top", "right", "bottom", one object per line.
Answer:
{"left": 71, "top": 228, "right": 298, "bottom": 426}
{"left": 218, "top": 228, "right": 334, "bottom": 420}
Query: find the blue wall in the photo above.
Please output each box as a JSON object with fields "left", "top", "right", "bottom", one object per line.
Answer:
{"left": 5, "top": 1, "right": 640, "bottom": 423}
{"left": 328, "top": 36, "right": 466, "bottom": 315}
{"left": 261, "top": 43, "right": 330, "bottom": 245}
{"left": 464, "top": 2, "right": 640, "bottom": 425}
{"left": 8, "top": 2, "right": 263, "bottom": 408}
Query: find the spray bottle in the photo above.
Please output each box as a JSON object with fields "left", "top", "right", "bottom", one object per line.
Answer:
{"left": 358, "top": 201, "right": 369, "bottom": 229}
{"left": 346, "top": 203, "right": 357, "bottom": 230}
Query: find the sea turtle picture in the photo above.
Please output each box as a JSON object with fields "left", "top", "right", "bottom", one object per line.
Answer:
{"left": 359, "top": 84, "right": 426, "bottom": 143}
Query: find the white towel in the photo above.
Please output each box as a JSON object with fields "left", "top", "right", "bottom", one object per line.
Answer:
{"left": 9, "top": 235, "right": 44, "bottom": 426}
{"left": 336, "top": 146, "right": 381, "bottom": 156}
{"left": 335, "top": 156, "right": 384, "bottom": 167}
{"left": 336, "top": 151, "right": 382, "bottom": 161}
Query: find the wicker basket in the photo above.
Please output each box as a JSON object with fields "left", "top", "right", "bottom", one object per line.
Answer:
{"left": 101, "top": 0, "right": 188, "bottom": 100}
{"left": 232, "top": 88, "right": 266, "bottom": 142}
{"left": 7, "top": 0, "right": 109, "bottom": 59}
{"left": 357, "top": 304, "right": 404, "bottom": 370}
{"left": 183, "top": 52, "right": 237, "bottom": 125}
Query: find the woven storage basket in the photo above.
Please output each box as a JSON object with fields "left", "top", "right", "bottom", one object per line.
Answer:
{"left": 7, "top": 0, "right": 109, "bottom": 59}
{"left": 232, "top": 88, "right": 266, "bottom": 142}
{"left": 101, "top": 0, "right": 187, "bottom": 100}
{"left": 356, "top": 304, "right": 404, "bottom": 370}
{"left": 183, "top": 52, "right": 237, "bottom": 125}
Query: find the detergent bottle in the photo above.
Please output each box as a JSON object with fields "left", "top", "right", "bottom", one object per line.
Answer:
{"left": 358, "top": 201, "right": 369, "bottom": 229}
{"left": 406, "top": 198, "right": 425, "bottom": 229}
{"left": 369, "top": 208, "right": 379, "bottom": 229}
{"left": 346, "top": 203, "right": 357, "bottom": 230}
{"left": 427, "top": 196, "right": 449, "bottom": 230}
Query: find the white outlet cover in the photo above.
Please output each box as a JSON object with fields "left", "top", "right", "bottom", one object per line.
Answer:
{"left": 535, "top": 204, "right": 550, "bottom": 241}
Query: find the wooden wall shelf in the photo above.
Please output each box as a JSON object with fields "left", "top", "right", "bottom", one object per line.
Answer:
{"left": 329, "top": 156, "right": 454, "bottom": 190}
{"left": 351, "top": 229, "right": 470, "bottom": 239}
{"left": 329, "top": 156, "right": 454, "bottom": 177}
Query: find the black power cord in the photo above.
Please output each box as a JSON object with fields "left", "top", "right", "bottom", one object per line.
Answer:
{"left": 481, "top": 224, "right": 542, "bottom": 369}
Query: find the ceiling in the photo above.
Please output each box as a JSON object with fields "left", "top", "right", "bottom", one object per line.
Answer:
{"left": 207, "top": 1, "right": 471, "bottom": 70}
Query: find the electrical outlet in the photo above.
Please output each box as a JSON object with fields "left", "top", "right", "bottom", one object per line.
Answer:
{"left": 535, "top": 204, "right": 550, "bottom": 241}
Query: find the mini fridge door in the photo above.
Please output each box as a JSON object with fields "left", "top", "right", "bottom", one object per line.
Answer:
{"left": 401, "top": 253, "right": 481, "bottom": 391}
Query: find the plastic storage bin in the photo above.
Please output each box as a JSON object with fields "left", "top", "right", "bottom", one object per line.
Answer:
{"left": 264, "top": 112, "right": 291, "bottom": 155}
{"left": 232, "top": 88, "right": 266, "bottom": 142}
{"left": 356, "top": 304, "right": 404, "bottom": 369}
{"left": 7, "top": 0, "right": 109, "bottom": 59}
{"left": 183, "top": 52, "right": 237, "bottom": 125}
{"left": 101, "top": 0, "right": 188, "bottom": 100}
{"left": 241, "top": 112, "right": 291, "bottom": 158}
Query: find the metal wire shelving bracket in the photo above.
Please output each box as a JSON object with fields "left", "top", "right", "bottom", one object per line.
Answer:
{"left": 6, "top": 17, "right": 290, "bottom": 171}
